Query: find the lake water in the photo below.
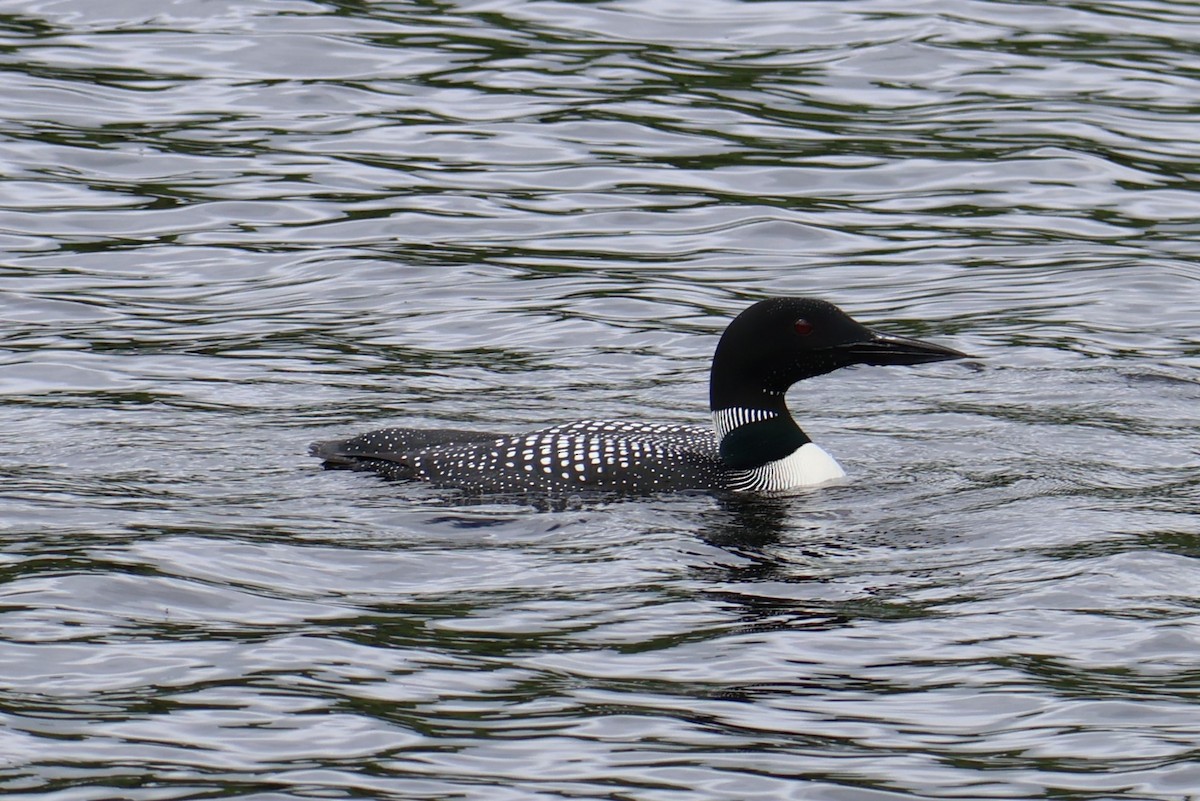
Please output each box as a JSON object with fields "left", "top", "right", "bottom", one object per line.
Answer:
{"left": 2, "top": 1, "right": 1200, "bottom": 798}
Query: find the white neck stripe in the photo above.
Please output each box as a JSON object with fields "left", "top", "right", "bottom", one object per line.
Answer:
{"left": 711, "top": 407, "right": 779, "bottom": 440}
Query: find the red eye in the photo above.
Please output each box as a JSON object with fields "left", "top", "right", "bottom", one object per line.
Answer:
{"left": 793, "top": 318, "right": 814, "bottom": 336}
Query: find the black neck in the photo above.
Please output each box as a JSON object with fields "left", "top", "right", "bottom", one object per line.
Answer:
{"left": 708, "top": 333, "right": 820, "bottom": 412}
{"left": 715, "top": 405, "right": 811, "bottom": 470}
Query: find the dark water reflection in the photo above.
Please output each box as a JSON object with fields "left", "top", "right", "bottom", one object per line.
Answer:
{"left": 2, "top": 0, "right": 1200, "bottom": 799}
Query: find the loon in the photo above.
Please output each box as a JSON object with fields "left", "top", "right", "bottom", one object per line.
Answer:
{"left": 310, "top": 297, "right": 967, "bottom": 495}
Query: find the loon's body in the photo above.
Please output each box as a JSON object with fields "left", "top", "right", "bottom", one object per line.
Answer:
{"left": 311, "top": 298, "right": 967, "bottom": 496}
{"left": 313, "top": 419, "right": 843, "bottom": 495}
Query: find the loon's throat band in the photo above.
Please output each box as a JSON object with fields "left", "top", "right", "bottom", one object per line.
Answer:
{"left": 711, "top": 407, "right": 779, "bottom": 440}
{"left": 712, "top": 407, "right": 810, "bottom": 470}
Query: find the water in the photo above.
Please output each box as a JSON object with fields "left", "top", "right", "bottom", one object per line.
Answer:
{"left": 2, "top": 0, "right": 1200, "bottom": 798}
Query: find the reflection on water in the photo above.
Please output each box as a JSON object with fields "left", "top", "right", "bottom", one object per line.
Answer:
{"left": 2, "top": 0, "right": 1200, "bottom": 798}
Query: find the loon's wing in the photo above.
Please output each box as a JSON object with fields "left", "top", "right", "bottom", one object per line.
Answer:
{"left": 311, "top": 421, "right": 724, "bottom": 495}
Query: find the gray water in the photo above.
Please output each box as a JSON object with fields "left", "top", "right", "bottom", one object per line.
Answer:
{"left": 3, "top": 1, "right": 1200, "bottom": 799}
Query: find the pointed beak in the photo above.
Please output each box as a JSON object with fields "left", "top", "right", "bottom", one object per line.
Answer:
{"left": 844, "top": 330, "right": 970, "bottom": 367}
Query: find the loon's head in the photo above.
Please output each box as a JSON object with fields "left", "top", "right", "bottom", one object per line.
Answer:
{"left": 709, "top": 297, "right": 968, "bottom": 411}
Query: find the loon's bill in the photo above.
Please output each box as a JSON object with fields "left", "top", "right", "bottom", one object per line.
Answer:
{"left": 843, "top": 331, "right": 969, "bottom": 366}
{"left": 311, "top": 297, "right": 969, "bottom": 496}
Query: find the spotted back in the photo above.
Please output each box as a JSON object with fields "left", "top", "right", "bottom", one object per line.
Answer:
{"left": 315, "top": 420, "right": 725, "bottom": 495}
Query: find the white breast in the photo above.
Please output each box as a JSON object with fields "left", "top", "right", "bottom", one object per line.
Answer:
{"left": 728, "top": 442, "right": 846, "bottom": 492}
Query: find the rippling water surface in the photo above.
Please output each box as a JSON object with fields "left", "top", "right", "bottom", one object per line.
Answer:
{"left": 3, "top": 1, "right": 1200, "bottom": 798}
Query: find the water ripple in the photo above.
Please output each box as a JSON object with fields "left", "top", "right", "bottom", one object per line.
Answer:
{"left": 3, "top": 0, "right": 1200, "bottom": 798}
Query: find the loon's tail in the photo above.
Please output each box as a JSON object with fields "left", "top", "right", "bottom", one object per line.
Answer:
{"left": 309, "top": 427, "right": 505, "bottom": 474}
{"left": 308, "top": 438, "right": 361, "bottom": 468}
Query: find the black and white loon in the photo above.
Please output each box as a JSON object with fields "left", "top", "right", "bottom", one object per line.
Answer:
{"left": 311, "top": 297, "right": 967, "bottom": 495}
